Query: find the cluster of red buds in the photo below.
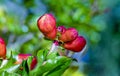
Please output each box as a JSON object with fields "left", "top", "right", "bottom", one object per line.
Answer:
{"left": 37, "top": 13, "right": 86, "bottom": 52}
{"left": 0, "top": 13, "right": 86, "bottom": 72}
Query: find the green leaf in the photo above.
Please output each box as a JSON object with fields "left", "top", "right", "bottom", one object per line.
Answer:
{"left": 0, "top": 58, "right": 16, "bottom": 73}
{"left": 6, "top": 64, "right": 20, "bottom": 73}
{"left": 21, "top": 60, "right": 29, "bottom": 76}
{"left": 1, "top": 71, "right": 20, "bottom": 76}
{"left": 0, "top": 51, "right": 21, "bottom": 75}
{"left": 37, "top": 49, "right": 49, "bottom": 65}
{"left": 30, "top": 55, "right": 72, "bottom": 76}
{"left": 29, "top": 49, "right": 49, "bottom": 75}
{"left": 45, "top": 56, "right": 72, "bottom": 76}
{"left": 46, "top": 51, "right": 58, "bottom": 60}
{"left": 27, "top": 56, "right": 34, "bottom": 70}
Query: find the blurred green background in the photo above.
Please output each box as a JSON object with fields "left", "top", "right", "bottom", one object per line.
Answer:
{"left": 0, "top": 0, "right": 120, "bottom": 76}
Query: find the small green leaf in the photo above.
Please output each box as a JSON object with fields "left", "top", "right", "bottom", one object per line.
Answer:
{"left": 37, "top": 49, "right": 49, "bottom": 65}
{"left": 21, "top": 60, "right": 29, "bottom": 76}
{"left": 0, "top": 71, "right": 20, "bottom": 76}
{"left": 0, "top": 57, "right": 16, "bottom": 73}
{"left": 46, "top": 56, "right": 72, "bottom": 76}
{"left": 46, "top": 51, "right": 57, "bottom": 60}
{"left": 27, "top": 56, "right": 34, "bottom": 70}
{"left": 30, "top": 56, "right": 72, "bottom": 76}
{"left": 6, "top": 64, "right": 20, "bottom": 73}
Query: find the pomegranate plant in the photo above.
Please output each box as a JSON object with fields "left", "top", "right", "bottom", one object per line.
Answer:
{"left": 0, "top": 13, "right": 86, "bottom": 76}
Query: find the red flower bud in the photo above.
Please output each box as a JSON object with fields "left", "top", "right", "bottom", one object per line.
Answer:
{"left": 37, "top": 14, "right": 56, "bottom": 33}
{"left": 15, "top": 54, "right": 37, "bottom": 70}
{"left": 57, "top": 26, "right": 66, "bottom": 34}
{"left": 37, "top": 13, "right": 57, "bottom": 40}
{"left": 64, "top": 36, "right": 86, "bottom": 52}
{"left": 30, "top": 57, "right": 37, "bottom": 70}
{"left": 44, "top": 28, "right": 57, "bottom": 40}
{"left": 0, "top": 37, "right": 6, "bottom": 58}
{"left": 59, "top": 28, "right": 78, "bottom": 42}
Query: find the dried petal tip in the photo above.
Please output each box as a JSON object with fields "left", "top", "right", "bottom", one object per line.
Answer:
{"left": 59, "top": 28, "right": 78, "bottom": 42}
{"left": 64, "top": 36, "right": 86, "bottom": 52}
{"left": 0, "top": 37, "right": 6, "bottom": 58}
{"left": 37, "top": 13, "right": 57, "bottom": 40}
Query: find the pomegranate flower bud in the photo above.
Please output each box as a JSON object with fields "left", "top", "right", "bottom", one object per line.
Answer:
{"left": 57, "top": 26, "right": 66, "bottom": 34}
{"left": 44, "top": 28, "right": 57, "bottom": 40}
{"left": 37, "top": 13, "right": 56, "bottom": 33}
{"left": 59, "top": 28, "right": 78, "bottom": 42}
{"left": 15, "top": 54, "right": 37, "bottom": 70}
{"left": 30, "top": 57, "right": 37, "bottom": 70}
{"left": 0, "top": 37, "right": 6, "bottom": 58}
{"left": 64, "top": 36, "right": 86, "bottom": 52}
{"left": 37, "top": 13, "right": 57, "bottom": 40}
